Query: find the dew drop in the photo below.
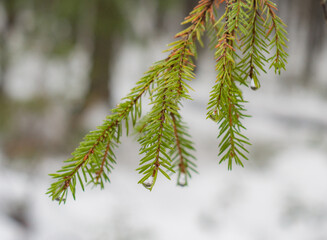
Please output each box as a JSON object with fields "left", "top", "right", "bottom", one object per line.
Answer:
{"left": 142, "top": 176, "right": 154, "bottom": 189}
{"left": 55, "top": 197, "right": 66, "bottom": 202}
{"left": 250, "top": 77, "right": 260, "bottom": 91}
{"left": 177, "top": 172, "right": 187, "bottom": 187}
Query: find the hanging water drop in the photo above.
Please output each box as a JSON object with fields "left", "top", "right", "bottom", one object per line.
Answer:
{"left": 177, "top": 172, "right": 187, "bottom": 187}
{"left": 142, "top": 176, "right": 154, "bottom": 190}
{"left": 250, "top": 77, "right": 260, "bottom": 90}
{"left": 55, "top": 197, "right": 66, "bottom": 202}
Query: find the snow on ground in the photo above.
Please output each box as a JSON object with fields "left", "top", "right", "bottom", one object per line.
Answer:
{"left": 1, "top": 33, "right": 327, "bottom": 240}
{"left": 1, "top": 141, "right": 327, "bottom": 240}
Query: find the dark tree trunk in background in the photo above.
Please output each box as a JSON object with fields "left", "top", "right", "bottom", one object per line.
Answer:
{"left": 155, "top": 0, "right": 197, "bottom": 30}
{"left": 183, "top": 0, "right": 197, "bottom": 16}
{"left": 303, "top": 1, "right": 325, "bottom": 84}
{"left": 82, "top": 0, "right": 126, "bottom": 110}
{"left": 68, "top": 0, "right": 128, "bottom": 138}
{"left": 279, "top": 0, "right": 326, "bottom": 85}
{"left": 85, "top": 0, "right": 197, "bottom": 110}
{"left": 86, "top": 0, "right": 113, "bottom": 107}
{"left": 0, "top": 34, "right": 6, "bottom": 95}
{"left": 0, "top": 0, "right": 16, "bottom": 96}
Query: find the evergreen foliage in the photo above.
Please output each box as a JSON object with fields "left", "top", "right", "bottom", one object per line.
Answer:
{"left": 47, "top": 0, "right": 288, "bottom": 204}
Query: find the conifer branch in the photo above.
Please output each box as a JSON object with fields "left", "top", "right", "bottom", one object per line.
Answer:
{"left": 136, "top": 0, "right": 216, "bottom": 190}
{"left": 263, "top": 0, "right": 288, "bottom": 74}
{"left": 207, "top": 0, "right": 250, "bottom": 169}
{"left": 94, "top": 139, "right": 112, "bottom": 184}
{"left": 47, "top": 61, "right": 164, "bottom": 203}
{"left": 136, "top": 83, "right": 174, "bottom": 190}
{"left": 206, "top": 1, "right": 226, "bottom": 49}
{"left": 171, "top": 114, "right": 186, "bottom": 176}
{"left": 240, "top": 0, "right": 269, "bottom": 90}
{"left": 170, "top": 113, "right": 196, "bottom": 186}
{"left": 47, "top": 0, "right": 288, "bottom": 203}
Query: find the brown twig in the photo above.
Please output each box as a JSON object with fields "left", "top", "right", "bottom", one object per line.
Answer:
{"left": 95, "top": 139, "right": 111, "bottom": 183}
{"left": 170, "top": 113, "right": 186, "bottom": 174}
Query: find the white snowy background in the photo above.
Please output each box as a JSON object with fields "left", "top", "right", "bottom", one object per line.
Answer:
{"left": 1, "top": 4, "right": 327, "bottom": 240}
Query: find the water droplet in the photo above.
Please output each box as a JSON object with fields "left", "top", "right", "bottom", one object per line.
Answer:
{"left": 250, "top": 77, "right": 260, "bottom": 90}
{"left": 209, "top": 110, "right": 218, "bottom": 121}
{"left": 177, "top": 172, "right": 187, "bottom": 187}
{"left": 55, "top": 197, "right": 66, "bottom": 202}
{"left": 142, "top": 176, "right": 154, "bottom": 189}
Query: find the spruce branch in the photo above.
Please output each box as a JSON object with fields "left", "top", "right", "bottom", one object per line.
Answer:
{"left": 240, "top": 0, "right": 269, "bottom": 90}
{"left": 47, "top": 0, "right": 289, "bottom": 203}
{"left": 136, "top": 0, "right": 216, "bottom": 190}
{"left": 207, "top": 0, "right": 250, "bottom": 169}
{"left": 136, "top": 78, "right": 175, "bottom": 190}
{"left": 263, "top": 0, "right": 288, "bottom": 74}
{"left": 94, "top": 139, "right": 112, "bottom": 185}
{"left": 170, "top": 113, "right": 197, "bottom": 186}
{"left": 47, "top": 60, "right": 164, "bottom": 203}
{"left": 206, "top": 1, "right": 226, "bottom": 50}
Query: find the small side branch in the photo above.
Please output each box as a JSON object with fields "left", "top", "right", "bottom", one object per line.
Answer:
{"left": 95, "top": 139, "right": 111, "bottom": 184}
{"left": 171, "top": 113, "right": 185, "bottom": 174}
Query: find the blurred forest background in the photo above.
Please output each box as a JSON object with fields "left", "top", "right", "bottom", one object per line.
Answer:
{"left": 0, "top": 0, "right": 327, "bottom": 240}
{"left": 0, "top": 0, "right": 197, "bottom": 158}
{"left": 0, "top": 0, "right": 326, "bottom": 158}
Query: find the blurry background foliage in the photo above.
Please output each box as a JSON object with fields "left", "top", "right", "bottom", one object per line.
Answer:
{"left": 0, "top": 0, "right": 326, "bottom": 160}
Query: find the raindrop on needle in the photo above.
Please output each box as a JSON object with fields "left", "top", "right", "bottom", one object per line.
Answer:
{"left": 142, "top": 176, "right": 154, "bottom": 189}
{"left": 250, "top": 78, "right": 260, "bottom": 90}
{"left": 177, "top": 172, "right": 187, "bottom": 187}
